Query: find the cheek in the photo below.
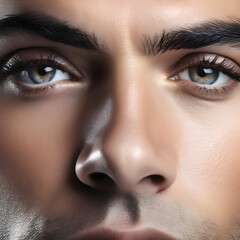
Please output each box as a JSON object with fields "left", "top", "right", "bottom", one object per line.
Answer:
{"left": 173, "top": 101, "right": 240, "bottom": 226}
{"left": 0, "top": 96, "right": 82, "bottom": 208}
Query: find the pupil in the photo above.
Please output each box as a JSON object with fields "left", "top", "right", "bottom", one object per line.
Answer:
{"left": 197, "top": 67, "right": 213, "bottom": 78}
{"left": 38, "top": 66, "right": 53, "bottom": 76}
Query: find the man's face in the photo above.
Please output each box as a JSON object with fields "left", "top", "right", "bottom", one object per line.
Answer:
{"left": 0, "top": 0, "right": 240, "bottom": 239}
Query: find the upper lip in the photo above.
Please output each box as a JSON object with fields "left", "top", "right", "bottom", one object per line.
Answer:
{"left": 73, "top": 227, "right": 177, "bottom": 240}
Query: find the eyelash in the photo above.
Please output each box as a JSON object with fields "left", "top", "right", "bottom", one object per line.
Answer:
{"left": 172, "top": 55, "right": 240, "bottom": 99}
{"left": 0, "top": 54, "right": 76, "bottom": 94}
{"left": 0, "top": 52, "right": 239, "bottom": 99}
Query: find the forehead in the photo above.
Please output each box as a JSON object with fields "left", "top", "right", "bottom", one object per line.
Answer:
{"left": 8, "top": 0, "right": 240, "bottom": 35}
{"left": 5, "top": 0, "right": 237, "bottom": 55}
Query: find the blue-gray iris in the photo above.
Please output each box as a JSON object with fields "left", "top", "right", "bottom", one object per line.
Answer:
{"left": 189, "top": 66, "right": 219, "bottom": 85}
{"left": 28, "top": 66, "right": 56, "bottom": 84}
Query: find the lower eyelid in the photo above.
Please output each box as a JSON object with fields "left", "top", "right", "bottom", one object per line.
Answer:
{"left": 2, "top": 76, "right": 82, "bottom": 98}
{"left": 175, "top": 78, "right": 239, "bottom": 100}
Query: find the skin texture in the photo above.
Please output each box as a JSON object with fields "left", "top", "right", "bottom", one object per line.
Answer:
{"left": 0, "top": 0, "right": 240, "bottom": 239}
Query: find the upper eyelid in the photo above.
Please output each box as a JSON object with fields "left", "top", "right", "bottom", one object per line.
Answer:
{"left": 0, "top": 48, "right": 84, "bottom": 80}
{"left": 168, "top": 53, "right": 240, "bottom": 78}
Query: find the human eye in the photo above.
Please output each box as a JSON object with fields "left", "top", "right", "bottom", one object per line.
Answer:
{"left": 0, "top": 48, "right": 84, "bottom": 96}
{"left": 169, "top": 53, "right": 240, "bottom": 100}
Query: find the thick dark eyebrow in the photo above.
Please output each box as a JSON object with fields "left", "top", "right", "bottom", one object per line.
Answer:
{"left": 0, "top": 12, "right": 105, "bottom": 52}
{"left": 142, "top": 19, "right": 240, "bottom": 56}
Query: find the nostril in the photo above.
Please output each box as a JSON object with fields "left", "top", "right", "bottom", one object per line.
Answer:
{"left": 150, "top": 174, "right": 165, "bottom": 185}
{"left": 89, "top": 172, "right": 116, "bottom": 189}
{"left": 137, "top": 174, "right": 166, "bottom": 194}
{"left": 90, "top": 172, "right": 108, "bottom": 182}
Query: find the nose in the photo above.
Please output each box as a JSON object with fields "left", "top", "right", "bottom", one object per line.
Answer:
{"left": 75, "top": 59, "right": 178, "bottom": 194}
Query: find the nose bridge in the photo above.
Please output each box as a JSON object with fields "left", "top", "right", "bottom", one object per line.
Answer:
{"left": 101, "top": 57, "right": 158, "bottom": 186}
{"left": 113, "top": 69, "right": 145, "bottom": 136}
{"left": 104, "top": 56, "right": 148, "bottom": 146}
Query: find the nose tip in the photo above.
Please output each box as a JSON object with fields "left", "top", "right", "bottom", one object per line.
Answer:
{"left": 75, "top": 143, "right": 176, "bottom": 194}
